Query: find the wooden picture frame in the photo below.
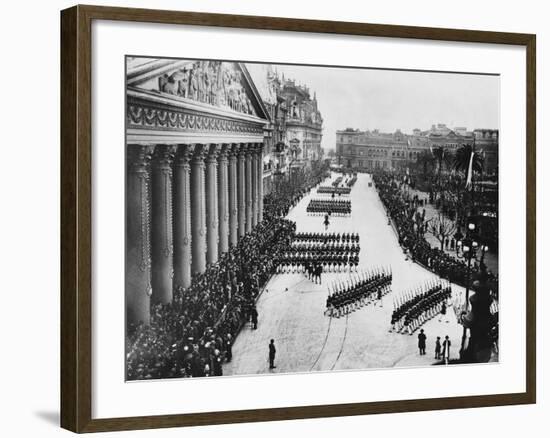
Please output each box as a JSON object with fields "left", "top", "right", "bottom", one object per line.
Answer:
{"left": 61, "top": 4, "right": 536, "bottom": 433}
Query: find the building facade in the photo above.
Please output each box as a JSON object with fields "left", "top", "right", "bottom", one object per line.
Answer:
{"left": 280, "top": 78, "right": 324, "bottom": 171}
{"left": 336, "top": 128, "right": 412, "bottom": 170}
{"left": 125, "top": 58, "right": 270, "bottom": 325}
{"left": 252, "top": 67, "right": 290, "bottom": 194}
{"left": 337, "top": 123, "right": 498, "bottom": 174}
{"left": 473, "top": 129, "right": 499, "bottom": 175}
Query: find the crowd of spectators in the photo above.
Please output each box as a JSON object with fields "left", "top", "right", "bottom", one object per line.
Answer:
{"left": 263, "top": 166, "right": 330, "bottom": 218}
{"left": 126, "top": 164, "right": 330, "bottom": 380}
{"left": 373, "top": 172, "right": 498, "bottom": 296}
{"left": 126, "top": 217, "right": 296, "bottom": 380}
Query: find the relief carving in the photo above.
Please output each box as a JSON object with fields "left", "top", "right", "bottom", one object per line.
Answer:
{"left": 158, "top": 61, "right": 255, "bottom": 116}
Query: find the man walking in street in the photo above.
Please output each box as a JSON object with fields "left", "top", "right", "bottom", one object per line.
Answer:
{"left": 269, "top": 339, "right": 277, "bottom": 369}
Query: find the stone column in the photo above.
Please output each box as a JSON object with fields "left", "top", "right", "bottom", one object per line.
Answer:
{"left": 237, "top": 144, "right": 246, "bottom": 237}
{"left": 227, "top": 144, "right": 239, "bottom": 247}
{"left": 126, "top": 145, "right": 153, "bottom": 325}
{"left": 217, "top": 144, "right": 230, "bottom": 255}
{"left": 251, "top": 145, "right": 258, "bottom": 228}
{"left": 190, "top": 145, "right": 207, "bottom": 275}
{"left": 150, "top": 145, "right": 175, "bottom": 305}
{"left": 172, "top": 144, "right": 194, "bottom": 290}
{"left": 257, "top": 143, "right": 264, "bottom": 223}
{"left": 205, "top": 144, "right": 221, "bottom": 265}
{"left": 245, "top": 144, "right": 253, "bottom": 233}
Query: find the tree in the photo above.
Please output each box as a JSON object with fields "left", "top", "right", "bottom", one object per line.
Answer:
{"left": 432, "top": 146, "right": 445, "bottom": 184}
{"left": 441, "top": 176, "right": 466, "bottom": 224}
{"left": 415, "top": 150, "right": 435, "bottom": 179}
{"left": 453, "top": 144, "right": 484, "bottom": 177}
{"left": 427, "top": 213, "right": 457, "bottom": 251}
{"left": 454, "top": 143, "right": 485, "bottom": 217}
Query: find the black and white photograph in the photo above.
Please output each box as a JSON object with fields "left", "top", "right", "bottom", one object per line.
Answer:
{"left": 125, "top": 57, "right": 500, "bottom": 381}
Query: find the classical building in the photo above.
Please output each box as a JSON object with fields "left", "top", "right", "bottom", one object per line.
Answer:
{"left": 280, "top": 78, "right": 323, "bottom": 171}
{"left": 125, "top": 58, "right": 270, "bottom": 326}
{"left": 337, "top": 123, "right": 498, "bottom": 174}
{"left": 336, "top": 128, "right": 412, "bottom": 170}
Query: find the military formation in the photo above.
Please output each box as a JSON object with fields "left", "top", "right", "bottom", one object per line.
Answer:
{"left": 306, "top": 199, "right": 351, "bottom": 215}
{"left": 275, "top": 236, "right": 360, "bottom": 274}
{"left": 317, "top": 186, "right": 351, "bottom": 195}
{"left": 390, "top": 280, "right": 452, "bottom": 335}
{"left": 325, "top": 268, "right": 392, "bottom": 317}
{"left": 293, "top": 232, "right": 359, "bottom": 244}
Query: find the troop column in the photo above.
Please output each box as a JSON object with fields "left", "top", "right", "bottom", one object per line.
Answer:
{"left": 227, "top": 144, "right": 239, "bottom": 246}
{"left": 150, "top": 145, "right": 175, "bottom": 305}
{"left": 172, "top": 144, "right": 194, "bottom": 290}
{"left": 205, "top": 144, "right": 221, "bottom": 265}
{"left": 257, "top": 143, "right": 264, "bottom": 223}
{"left": 126, "top": 145, "right": 153, "bottom": 325}
{"left": 245, "top": 144, "right": 253, "bottom": 233}
{"left": 217, "top": 144, "right": 229, "bottom": 255}
{"left": 190, "top": 145, "right": 207, "bottom": 275}
{"left": 237, "top": 145, "right": 246, "bottom": 237}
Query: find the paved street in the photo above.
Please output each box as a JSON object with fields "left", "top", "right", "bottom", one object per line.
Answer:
{"left": 224, "top": 173, "right": 466, "bottom": 376}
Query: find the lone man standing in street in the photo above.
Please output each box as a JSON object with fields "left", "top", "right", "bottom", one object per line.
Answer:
{"left": 442, "top": 335, "right": 451, "bottom": 364}
{"left": 435, "top": 336, "right": 442, "bottom": 360}
{"left": 268, "top": 339, "right": 277, "bottom": 369}
{"left": 418, "top": 329, "right": 427, "bottom": 355}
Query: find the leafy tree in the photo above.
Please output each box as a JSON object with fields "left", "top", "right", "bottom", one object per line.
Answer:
{"left": 453, "top": 144, "right": 484, "bottom": 177}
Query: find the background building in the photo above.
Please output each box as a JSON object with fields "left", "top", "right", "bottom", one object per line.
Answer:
{"left": 474, "top": 129, "right": 499, "bottom": 175}
{"left": 337, "top": 123, "right": 498, "bottom": 174}
{"left": 336, "top": 128, "right": 411, "bottom": 170}
{"left": 249, "top": 67, "right": 324, "bottom": 191}
{"left": 280, "top": 78, "right": 324, "bottom": 172}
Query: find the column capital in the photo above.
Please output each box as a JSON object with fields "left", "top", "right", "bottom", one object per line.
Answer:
{"left": 191, "top": 144, "right": 208, "bottom": 163}
{"left": 174, "top": 144, "right": 195, "bottom": 167}
{"left": 206, "top": 143, "right": 222, "bottom": 163}
{"left": 152, "top": 145, "right": 176, "bottom": 169}
{"left": 228, "top": 143, "right": 239, "bottom": 158}
{"left": 127, "top": 145, "right": 154, "bottom": 173}
{"left": 245, "top": 142, "right": 257, "bottom": 156}
{"left": 218, "top": 143, "right": 230, "bottom": 160}
{"left": 237, "top": 143, "right": 248, "bottom": 158}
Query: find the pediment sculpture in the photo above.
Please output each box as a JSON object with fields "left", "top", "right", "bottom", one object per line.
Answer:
{"left": 157, "top": 61, "right": 256, "bottom": 116}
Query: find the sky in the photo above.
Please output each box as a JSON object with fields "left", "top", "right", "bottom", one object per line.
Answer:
{"left": 246, "top": 62, "right": 499, "bottom": 152}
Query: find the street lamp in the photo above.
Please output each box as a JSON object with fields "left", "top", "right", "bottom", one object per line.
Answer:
{"left": 457, "top": 222, "right": 476, "bottom": 358}
{"left": 457, "top": 221, "right": 489, "bottom": 360}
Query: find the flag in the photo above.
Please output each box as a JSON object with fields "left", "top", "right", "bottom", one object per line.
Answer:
{"left": 465, "top": 150, "right": 475, "bottom": 189}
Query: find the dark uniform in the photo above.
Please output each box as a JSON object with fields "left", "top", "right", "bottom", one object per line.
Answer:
{"left": 417, "top": 329, "right": 427, "bottom": 355}
{"left": 268, "top": 339, "right": 276, "bottom": 369}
